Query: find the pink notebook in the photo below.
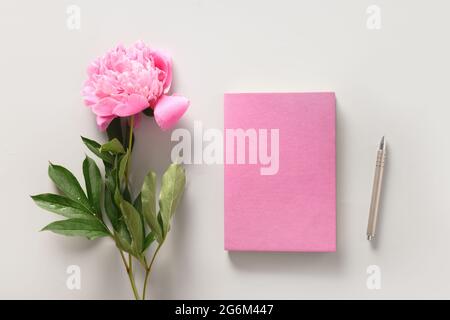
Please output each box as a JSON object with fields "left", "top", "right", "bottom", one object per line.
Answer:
{"left": 224, "top": 92, "right": 336, "bottom": 252}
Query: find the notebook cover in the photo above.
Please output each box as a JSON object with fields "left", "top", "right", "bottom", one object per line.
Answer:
{"left": 224, "top": 92, "right": 336, "bottom": 252}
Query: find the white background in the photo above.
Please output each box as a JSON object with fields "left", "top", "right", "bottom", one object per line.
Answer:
{"left": 1, "top": 0, "right": 449, "bottom": 299}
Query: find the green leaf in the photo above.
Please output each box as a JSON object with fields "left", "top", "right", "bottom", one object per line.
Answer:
{"left": 114, "top": 188, "right": 122, "bottom": 208}
{"left": 123, "top": 185, "right": 132, "bottom": 203}
{"left": 105, "top": 167, "right": 117, "bottom": 194}
{"left": 159, "top": 164, "right": 186, "bottom": 237}
{"left": 31, "top": 193, "right": 92, "bottom": 219}
{"left": 48, "top": 163, "right": 91, "bottom": 210}
{"left": 114, "top": 224, "right": 133, "bottom": 254}
{"left": 106, "top": 118, "right": 124, "bottom": 146}
{"left": 133, "top": 193, "right": 142, "bottom": 213}
{"left": 133, "top": 193, "right": 146, "bottom": 241}
{"left": 104, "top": 190, "right": 120, "bottom": 230}
{"left": 119, "top": 199, "right": 144, "bottom": 255}
{"left": 141, "top": 170, "right": 162, "bottom": 243}
{"left": 81, "top": 136, "right": 114, "bottom": 164}
{"left": 142, "top": 232, "right": 155, "bottom": 252}
{"left": 100, "top": 138, "right": 125, "bottom": 154}
{"left": 118, "top": 151, "right": 130, "bottom": 184}
{"left": 41, "top": 218, "right": 109, "bottom": 240}
{"left": 105, "top": 165, "right": 121, "bottom": 230}
{"left": 82, "top": 156, "right": 102, "bottom": 216}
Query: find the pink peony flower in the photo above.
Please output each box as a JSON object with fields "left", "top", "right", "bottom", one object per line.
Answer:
{"left": 82, "top": 41, "right": 189, "bottom": 131}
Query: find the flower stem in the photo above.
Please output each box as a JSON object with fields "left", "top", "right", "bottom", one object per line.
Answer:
{"left": 124, "top": 115, "right": 134, "bottom": 189}
{"left": 119, "top": 249, "right": 140, "bottom": 300}
{"left": 128, "top": 116, "right": 134, "bottom": 150}
{"left": 123, "top": 116, "right": 141, "bottom": 300}
{"left": 142, "top": 242, "right": 163, "bottom": 300}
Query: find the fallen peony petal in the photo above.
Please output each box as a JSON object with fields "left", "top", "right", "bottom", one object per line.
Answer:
{"left": 113, "top": 94, "right": 149, "bottom": 117}
{"left": 154, "top": 95, "right": 189, "bottom": 130}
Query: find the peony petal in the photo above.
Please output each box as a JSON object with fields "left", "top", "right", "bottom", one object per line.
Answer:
{"left": 82, "top": 42, "right": 188, "bottom": 132}
{"left": 87, "top": 62, "right": 99, "bottom": 76}
{"left": 113, "top": 94, "right": 149, "bottom": 117}
{"left": 92, "top": 97, "right": 119, "bottom": 116}
{"left": 82, "top": 81, "right": 98, "bottom": 106}
{"left": 96, "top": 115, "right": 116, "bottom": 131}
{"left": 83, "top": 95, "right": 98, "bottom": 106}
{"left": 154, "top": 95, "right": 189, "bottom": 130}
{"left": 152, "top": 50, "right": 172, "bottom": 94}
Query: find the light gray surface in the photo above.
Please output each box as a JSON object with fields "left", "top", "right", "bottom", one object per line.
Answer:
{"left": 1, "top": 0, "right": 449, "bottom": 299}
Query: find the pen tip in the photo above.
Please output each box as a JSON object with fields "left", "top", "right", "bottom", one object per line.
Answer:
{"left": 379, "top": 136, "right": 385, "bottom": 150}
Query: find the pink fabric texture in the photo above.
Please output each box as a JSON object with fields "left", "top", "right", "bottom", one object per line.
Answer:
{"left": 82, "top": 41, "right": 189, "bottom": 131}
{"left": 224, "top": 92, "right": 336, "bottom": 252}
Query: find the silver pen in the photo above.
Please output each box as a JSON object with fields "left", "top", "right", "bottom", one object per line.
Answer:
{"left": 367, "top": 136, "right": 386, "bottom": 241}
